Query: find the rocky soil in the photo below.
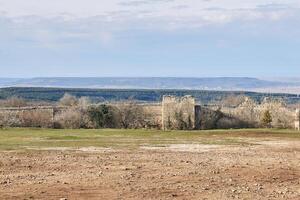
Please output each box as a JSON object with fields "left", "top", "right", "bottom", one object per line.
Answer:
{"left": 0, "top": 140, "right": 300, "bottom": 200}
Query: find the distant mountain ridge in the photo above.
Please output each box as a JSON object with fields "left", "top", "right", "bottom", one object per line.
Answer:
{"left": 0, "top": 77, "right": 299, "bottom": 93}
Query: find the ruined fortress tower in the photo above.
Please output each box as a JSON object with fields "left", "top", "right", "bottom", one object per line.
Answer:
{"left": 295, "top": 109, "right": 300, "bottom": 130}
{"left": 162, "top": 95, "right": 196, "bottom": 130}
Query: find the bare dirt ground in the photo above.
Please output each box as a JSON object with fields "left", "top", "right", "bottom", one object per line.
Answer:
{"left": 1, "top": 139, "right": 300, "bottom": 200}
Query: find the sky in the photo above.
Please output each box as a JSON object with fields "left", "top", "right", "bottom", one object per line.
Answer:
{"left": 0, "top": 0, "right": 300, "bottom": 77}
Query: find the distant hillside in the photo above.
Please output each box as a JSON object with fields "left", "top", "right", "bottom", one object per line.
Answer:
{"left": 0, "top": 87, "right": 299, "bottom": 105}
{"left": 0, "top": 77, "right": 299, "bottom": 92}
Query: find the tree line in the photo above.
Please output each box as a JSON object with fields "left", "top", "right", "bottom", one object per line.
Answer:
{"left": 0, "top": 94, "right": 160, "bottom": 129}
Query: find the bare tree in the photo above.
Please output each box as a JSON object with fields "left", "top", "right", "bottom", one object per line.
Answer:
{"left": 0, "top": 97, "right": 27, "bottom": 107}
{"left": 78, "top": 96, "right": 91, "bottom": 108}
{"left": 220, "top": 95, "right": 246, "bottom": 107}
{"left": 59, "top": 93, "right": 78, "bottom": 107}
{"left": 116, "top": 102, "right": 146, "bottom": 129}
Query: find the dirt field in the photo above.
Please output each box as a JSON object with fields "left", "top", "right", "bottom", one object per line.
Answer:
{"left": 0, "top": 129, "right": 300, "bottom": 200}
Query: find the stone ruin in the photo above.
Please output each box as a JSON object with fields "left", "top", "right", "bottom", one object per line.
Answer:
{"left": 162, "top": 95, "right": 196, "bottom": 130}
{"left": 0, "top": 95, "right": 299, "bottom": 131}
{"left": 161, "top": 95, "right": 300, "bottom": 131}
{"left": 0, "top": 106, "right": 67, "bottom": 128}
{"left": 295, "top": 109, "right": 300, "bottom": 131}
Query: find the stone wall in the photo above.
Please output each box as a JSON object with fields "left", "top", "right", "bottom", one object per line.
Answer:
{"left": 0, "top": 97, "right": 298, "bottom": 130}
{"left": 0, "top": 106, "right": 66, "bottom": 128}
{"left": 295, "top": 109, "right": 300, "bottom": 130}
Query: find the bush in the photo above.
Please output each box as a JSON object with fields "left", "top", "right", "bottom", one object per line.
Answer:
{"left": 116, "top": 102, "right": 146, "bottom": 129}
{"left": 19, "top": 110, "right": 53, "bottom": 128}
{"left": 87, "top": 105, "right": 117, "bottom": 128}
{"left": 198, "top": 107, "right": 224, "bottom": 129}
{"left": 261, "top": 110, "right": 272, "bottom": 128}
{"left": 54, "top": 108, "right": 89, "bottom": 129}
{"left": 216, "top": 116, "right": 249, "bottom": 129}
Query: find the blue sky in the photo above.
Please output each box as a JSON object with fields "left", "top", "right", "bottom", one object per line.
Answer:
{"left": 0, "top": 0, "right": 300, "bottom": 77}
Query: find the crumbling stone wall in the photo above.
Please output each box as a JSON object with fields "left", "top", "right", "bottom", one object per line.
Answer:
{"left": 162, "top": 95, "right": 195, "bottom": 130}
{"left": 0, "top": 106, "right": 66, "bottom": 128}
{"left": 295, "top": 109, "right": 300, "bottom": 130}
{"left": 0, "top": 97, "right": 298, "bottom": 130}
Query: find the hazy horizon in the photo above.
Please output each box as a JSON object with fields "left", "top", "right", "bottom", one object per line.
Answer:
{"left": 0, "top": 76, "right": 300, "bottom": 82}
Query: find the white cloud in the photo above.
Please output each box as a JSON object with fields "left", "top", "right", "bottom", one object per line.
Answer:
{"left": 0, "top": 0, "right": 299, "bottom": 49}
{"left": 0, "top": 0, "right": 299, "bottom": 26}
